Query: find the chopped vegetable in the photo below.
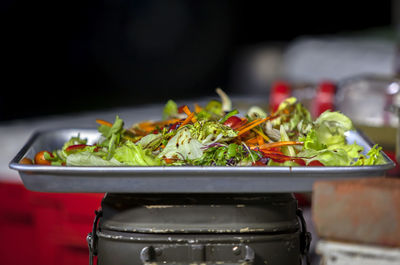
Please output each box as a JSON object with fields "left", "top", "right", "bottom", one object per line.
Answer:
{"left": 30, "top": 91, "right": 386, "bottom": 167}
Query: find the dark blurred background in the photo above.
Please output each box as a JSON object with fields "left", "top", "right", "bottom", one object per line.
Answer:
{"left": 1, "top": 0, "right": 395, "bottom": 121}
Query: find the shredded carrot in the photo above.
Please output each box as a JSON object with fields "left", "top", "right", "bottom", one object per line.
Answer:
{"left": 253, "top": 141, "right": 304, "bottom": 150}
{"left": 181, "top": 105, "right": 191, "bottom": 116}
{"left": 236, "top": 119, "right": 261, "bottom": 132}
{"left": 96, "top": 119, "right": 113, "bottom": 127}
{"left": 194, "top": 103, "right": 202, "bottom": 113}
{"left": 163, "top": 158, "right": 176, "bottom": 164}
{"left": 135, "top": 119, "right": 181, "bottom": 133}
{"left": 244, "top": 137, "right": 258, "bottom": 145}
{"left": 257, "top": 134, "right": 264, "bottom": 146}
{"left": 237, "top": 117, "right": 269, "bottom": 136}
{"left": 180, "top": 112, "right": 195, "bottom": 127}
{"left": 252, "top": 128, "right": 271, "bottom": 142}
{"left": 181, "top": 105, "right": 197, "bottom": 123}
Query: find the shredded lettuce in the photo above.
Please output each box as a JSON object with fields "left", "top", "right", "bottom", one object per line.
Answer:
{"left": 247, "top": 106, "right": 267, "bottom": 119}
{"left": 297, "top": 148, "right": 351, "bottom": 166}
{"left": 314, "top": 111, "right": 353, "bottom": 148}
{"left": 158, "top": 127, "right": 205, "bottom": 160}
{"left": 98, "top": 116, "right": 124, "bottom": 160}
{"left": 189, "top": 121, "right": 237, "bottom": 144}
{"left": 136, "top": 133, "right": 163, "bottom": 150}
{"left": 114, "top": 141, "right": 162, "bottom": 166}
{"left": 300, "top": 129, "right": 326, "bottom": 151}
{"left": 272, "top": 97, "right": 312, "bottom": 137}
{"left": 66, "top": 152, "right": 122, "bottom": 166}
{"left": 353, "top": 144, "right": 386, "bottom": 166}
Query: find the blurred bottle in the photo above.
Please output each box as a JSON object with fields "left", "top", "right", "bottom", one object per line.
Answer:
{"left": 269, "top": 81, "right": 291, "bottom": 112}
{"left": 269, "top": 80, "right": 336, "bottom": 118}
{"left": 396, "top": 43, "right": 400, "bottom": 77}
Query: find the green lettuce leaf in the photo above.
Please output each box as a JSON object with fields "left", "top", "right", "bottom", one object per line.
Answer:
{"left": 114, "top": 141, "right": 162, "bottom": 166}
{"left": 314, "top": 111, "right": 353, "bottom": 148}
{"left": 66, "top": 151, "right": 122, "bottom": 166}
{"left": 300, "top": 129, "right": 327, "bottom": 151}
{"left": 247, "top": 106, "right": 267, "bottom": 119}
{"left": 158, "top": 127, "right": 204, "bottom": 160}
{"left": 189, "top": 120, "right": 237, "bottom": 144}
{"left": 97, "top": 116, "right": 124, "bottom": 160}
{"left": 353, "top": 144, "right": 386, "bottom": 166}
{"left": 271, "top": 97, "right": 312, "bottom": 137}
{"left": 162, "top": 100, "right": 178, "bottom": 120}
{"left": 297, "top": 148, "right": 352, "bottom": 166}
{"left": 136, "top": 133, "right": 163, "bottom": 150}
{"left": 280, "top": 125, "right": 296, "bottom": 157}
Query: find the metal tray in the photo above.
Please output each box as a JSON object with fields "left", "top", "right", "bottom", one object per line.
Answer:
{"left": 9, "top": 128, "right": 395, "bottom": 193}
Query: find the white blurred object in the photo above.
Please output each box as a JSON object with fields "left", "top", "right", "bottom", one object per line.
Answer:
{"left": 317, "top": 240, "right": 400, "bottom": 265}
{"left": 336, "top": 75, "right": 400, "bottom": 127}
{"left": 283, "top": 37, "right": 396, "bottom": 83}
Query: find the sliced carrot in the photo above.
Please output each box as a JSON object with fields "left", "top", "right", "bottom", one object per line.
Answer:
{"left": 257, "top": 134, "right": 264, "bottom": 146}
{"left": 163, "top": 158, "right": 176, "bottom": 164}
{"left": 180, "top": 112, "right": 195, "bottom": 127}
{"left": 96, "top": 119, "right": 113, "bottom": 127}
{"left": 194, "top": 103, "right": 202, "bottom": 113}
{"left": 236, "top": 119, "right": 261, "bottom": 132}
{"left": 244, "top": 137, "right": 258, "bottom": 145}
{"left": 134, "top": 119, "right": 181, "bottom": 133}
{"left": 237, "top": 117, "right": 270, "bottom": 136}
{"left": 181, "top": 105, "right": 197, "bottom": 123}
{"left": 181, "top": 105, "right": 191, "bottom": 115}
{"left": 253, "top": 128, "right": 270, "bottom": 143}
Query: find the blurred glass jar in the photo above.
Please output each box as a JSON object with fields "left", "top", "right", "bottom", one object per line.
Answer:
{"left": 336, "top": 75, "right": 400, "bottom": 127}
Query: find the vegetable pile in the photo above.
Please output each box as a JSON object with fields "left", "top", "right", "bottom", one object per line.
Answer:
{"left": 30, "top": 89, "right": 385, "bottom": 167}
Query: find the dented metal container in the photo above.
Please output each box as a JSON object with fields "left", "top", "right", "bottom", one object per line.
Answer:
{"left": 89, "top": 193, "right": 310, "bottom": 265}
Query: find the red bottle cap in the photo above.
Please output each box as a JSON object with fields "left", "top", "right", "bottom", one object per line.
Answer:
{"left": 313, "top": 80, "right": 336, "bottom": 117}
{"left": 270, "top": 80, "right": 291, "bottom": 112}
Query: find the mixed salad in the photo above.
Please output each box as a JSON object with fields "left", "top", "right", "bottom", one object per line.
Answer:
{"left": 28, "top": 89, "right": 385, "bottom": 167}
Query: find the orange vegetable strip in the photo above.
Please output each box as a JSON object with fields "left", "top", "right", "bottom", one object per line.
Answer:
{"left": 236, "top": 118, "right": 261, "bottom": 131}
{"left": 194, "top": 103, "right": 202, "bottom": 113}
{"left": 252, "top": 128, "right": 271, "bottom": 142}
{"left": 252, "top": 141, "right": 304, "bottom": 150}
{"left": 96, "top": 119, "right": 113, "bottom": 127}
{"left": 244, "top": 137, "right": 258, "bottom": 144}
{"left": 257, "top": 134, "right": 264, "bottom": 146}
{"left": 135, "top": 118, "right": 181, "bottom": 132}
{"left": 237, "top": 117, "right": 269, "bottom": 136}
{"left": 181, "top": 105, "right": 197, "bottom": 123}
{"left": 181, "top": 105, "right": 191, "bottom": 115}
{"left": 180, "top": 112, "right": 195, "bottom": 127}
{"left": 163, "top": 158, "right": 176, "bottom": 164}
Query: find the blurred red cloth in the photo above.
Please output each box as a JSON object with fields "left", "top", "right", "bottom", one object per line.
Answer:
{"left": 0, "top": 182, "right": 103, "bottom": 265}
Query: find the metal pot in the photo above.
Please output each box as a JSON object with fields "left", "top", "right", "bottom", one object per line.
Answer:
{"left": 88, "top": 193, "right": 310, "bottom": 265}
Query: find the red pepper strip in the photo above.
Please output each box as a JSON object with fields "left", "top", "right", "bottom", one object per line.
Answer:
{"left": 253, "top": 141, "right": 304, "bottom": 150}
{"left": 65, "top": 144, "right": 88, "bottom": 152}
{"left": 308, "top": 160, "right": 324, "bottom": 166}
{"left": 258, "top": 150, "right": 304, "bottom": 165}
{"left": 178, "top": 105, "right": 186, "bottom": 114}
{"left": 96, "top": 119, "right": 113, "bottom": 127}
{"left": 259, "top": 150, "right": 324, "bottom": 166}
